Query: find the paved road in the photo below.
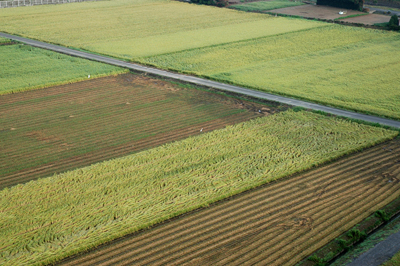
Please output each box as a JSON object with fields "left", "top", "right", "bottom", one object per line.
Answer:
{"left": 347, "top": 229, "right": 400, "bottom": 266}
{"left": 2, "top": 32, "right": 400, "bottom": 129}
{"left": 367, "top": 6, "right": 400, "bottom": 16}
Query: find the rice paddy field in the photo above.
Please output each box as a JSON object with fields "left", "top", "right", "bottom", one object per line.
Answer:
{"left": 59, "top": 138, "right": 400, "bottom": 266}
{"left": 230, "top": 0, "right": 304, "bottom": 12}
{"left": 0, "top": 73, "right": 273, "bottom": 189}
{"left": 0, "top": 44, "right": 126, "bottom": 94}
{"left": 0, "top": 110, "right": 396, "bottom": 266}
{"left": 0, "top": 0, "right": 323, "bottom": 59}
{"left": 0, "top": 0, "right": 399, "bottom": 119}
{"left": 141, "top": 26, "right": 400, "bottom": 120}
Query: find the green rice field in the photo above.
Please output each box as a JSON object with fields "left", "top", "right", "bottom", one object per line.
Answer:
{"left": 230, "top": 0, "right": 304, "bottom": 12}
{"left": 0, "top": 0, "right": 324, "bottom": 59}
{"left": 0, "top": 44, "right": 126, "bottom": 94}
{"left": 140, "top": 26, "right": 400, "bottom": 120}
{"left": 0, "top": 0, "right": 399, "bottom": 119}
{"left": 0, "top": 110, "right": 397, "bottom": 266}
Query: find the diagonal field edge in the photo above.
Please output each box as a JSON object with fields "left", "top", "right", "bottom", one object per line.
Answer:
{"left": 2, "top": 32, "right": 400, "bottom": 129}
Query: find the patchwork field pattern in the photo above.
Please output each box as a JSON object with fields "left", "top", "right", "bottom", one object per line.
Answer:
{"left": 2, "top": 0, "right": 399, "bottom": 118}
{"left": 0, "top": 110, "right": 396, "bottom": 266}
{"left": 0, "top": 73, "right": 271, "bottom": 189}
{"left": 0, "top": 44, "right": 126, "bottom": 94}
{"left": 59, "top": 139, "right": 400, "bottom": 266}
{"left": 0, "top": 0, "right": 324, "bottom": 59}
{"left": 140, "top": 26, "right": 400, "bottom": 119}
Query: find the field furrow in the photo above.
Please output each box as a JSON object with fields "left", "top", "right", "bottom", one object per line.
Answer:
{"left": 0, "top": 73, "right": 271, "bottom": 189}
{"left": 58, "top": 139, "right": 400, "bottom": 266}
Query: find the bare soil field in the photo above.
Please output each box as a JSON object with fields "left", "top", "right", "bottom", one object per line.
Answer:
{"left": 0, "top": 73, "right": 278, "bottom": 189}
{"left": 58, "top": 138, "right": 400, "bottom": 266}
{"left": 340, "top": 13, "right": 391, "bottom": 25}
{"left": 269, "top": 4, "right": 365, "bottom": 19}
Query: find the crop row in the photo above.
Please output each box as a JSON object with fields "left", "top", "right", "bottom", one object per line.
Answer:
{"left": 0, "top": 110, "right": 396, "bottom": 265}
{"left": 0, "top": 74, "right": 262, "bottom": 188}
{"left": 59, "top": 139, "right": 400, "bottom": 266}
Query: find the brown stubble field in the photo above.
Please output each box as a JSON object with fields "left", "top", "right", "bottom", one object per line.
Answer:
{"left": 0, "top": 73, "right": 281, "bottom": 189}
{"left": 58, "top": 139, "right": 400, "bottom": 266}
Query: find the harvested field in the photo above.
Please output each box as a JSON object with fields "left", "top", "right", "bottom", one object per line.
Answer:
{"left": 339, "top": 13, "right": 391, "bottom": 25}
{"left": 0, "top": 111, "right": 395, "bottom": 265}
{"left": 269, "top": 4, "right": 365, "bottom": 20}
{"left": 0, "top": 73, "right": 273, "bottom": 189}
{"left": 58, "top": 138, "right": 400, "bottom": 266}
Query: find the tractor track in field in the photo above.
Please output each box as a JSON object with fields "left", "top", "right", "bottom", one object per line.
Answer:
{"left": 57, "top": 139, "right": 400, "bottom": 266}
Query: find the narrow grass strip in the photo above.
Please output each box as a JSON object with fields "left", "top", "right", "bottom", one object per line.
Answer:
{"left": 0, "top": 110, "right": 397, "bottom": 265}
{"left": 230, "top": 0, "right": 305, "bottom": 12}
{"left": 0, "top": 44, "right": 127, "bottom": 95}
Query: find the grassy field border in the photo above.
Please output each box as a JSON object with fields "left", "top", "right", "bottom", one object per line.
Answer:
{"left": 0, "top": 43, "right": 128, "bottom": 95}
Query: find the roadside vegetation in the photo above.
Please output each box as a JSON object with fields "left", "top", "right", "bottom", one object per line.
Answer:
{"left": 0, "top": 44, "right": 126, "bottom": 94}
{"left": 383, "top": 251, "right": 400, "bottom": 266}
{"left": 0, "top": 37, "right": 12, "bottom": 44}
{"left": 0, "top": 110, "right": 396, "bottom": 265}
{"left": 230, "top": 0, "right": 305, "bottom": 12}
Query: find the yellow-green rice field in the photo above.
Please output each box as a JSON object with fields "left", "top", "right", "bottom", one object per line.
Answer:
{"left": 0, "top": 44, "right": 126, "bottom": 94}
{"left": 140, "top": 26, "right": 400, "bottom": 119}
{"left": 0, "top": 110, "right": 397, "bottom": 266}
{"left": 1, "top": 0, "right": 399, "bottom": 118}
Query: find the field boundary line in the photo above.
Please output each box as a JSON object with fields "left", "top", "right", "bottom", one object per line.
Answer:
{"left": 1, "top": 32, "right": 400, "bottom": 129}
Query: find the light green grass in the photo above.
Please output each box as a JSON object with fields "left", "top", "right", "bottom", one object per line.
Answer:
{"left": 230, "top": 0, "right": 304, "bottom": 12}
{"left": 0, "top": 110, "right": 397, "bottom": 266}
{"left": 0, "top": 0, "right": 326, "bottom": 59}
{"left": 0, "top": 37, "right": 12, "bottom": 44}
{"left": 140, "top": 25, "right": 400, "bottom": 119}
{"left": 0, "top": 44, "right": 127, "bottom": 94}
{"left": 382, "top": 250, "right": 400, "bottom": 266}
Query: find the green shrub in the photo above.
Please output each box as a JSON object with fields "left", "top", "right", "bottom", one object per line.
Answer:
{"left": 388, "top": 15, "right": 400, "bottom": 30}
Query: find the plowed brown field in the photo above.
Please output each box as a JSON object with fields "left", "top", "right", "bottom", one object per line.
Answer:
{"left": 0, "top": 73, "right": 278, "bottom": 189}
{"left": 58, "top": 139, "right": 400, "bottom": 266}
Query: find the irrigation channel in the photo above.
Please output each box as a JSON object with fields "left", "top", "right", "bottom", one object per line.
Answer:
{"left": 57, "top": 139, "right": 400, "bottom": 266}
{"left": 1, "top": 32, "right": 400, "bottom": 129}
